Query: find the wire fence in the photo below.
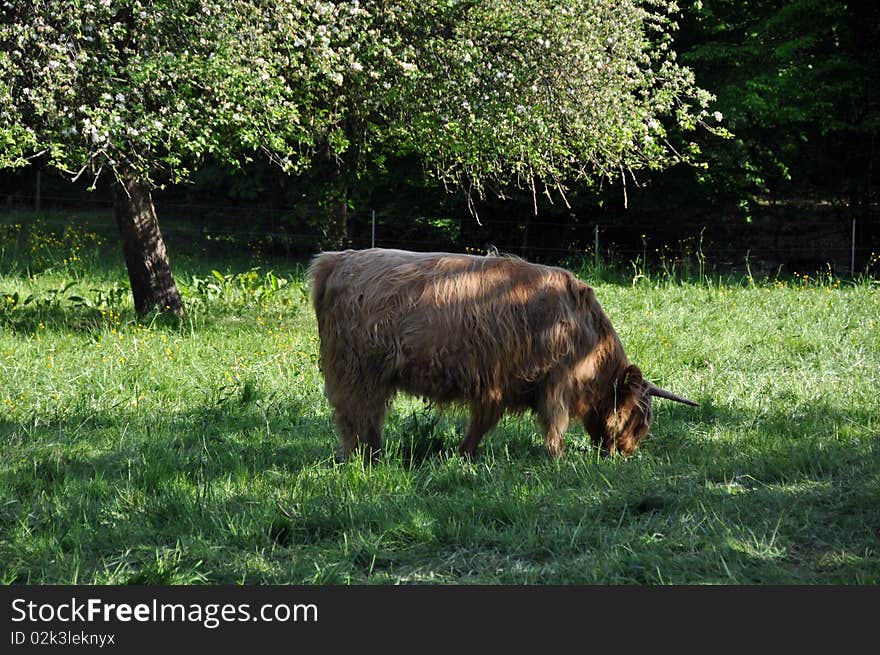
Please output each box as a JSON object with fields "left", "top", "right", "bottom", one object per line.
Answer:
{"left": 4, "top": 189, "right": 879, "bottom": 277}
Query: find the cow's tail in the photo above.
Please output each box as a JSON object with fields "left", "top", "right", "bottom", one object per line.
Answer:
{"left": 307, "top": 251, "right": 342, "bottom": 316}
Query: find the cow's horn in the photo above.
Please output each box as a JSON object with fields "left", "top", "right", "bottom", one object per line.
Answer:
{"left": 647, "top": 383, "right": 699, "bottom": 406}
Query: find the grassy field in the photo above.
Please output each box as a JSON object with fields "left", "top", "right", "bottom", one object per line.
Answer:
{"left": 1, "top": 212, "right": 878, "bottom": 584}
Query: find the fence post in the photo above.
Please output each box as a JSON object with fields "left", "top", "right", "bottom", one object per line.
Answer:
{"left": 594, "top": 224, "right": 600, "bottom": 271}
{"left": 851, "top": 216, "right": 856, "bottom": 276}
{"left": 371, "top": 209, "right": 376, "bottom": 249}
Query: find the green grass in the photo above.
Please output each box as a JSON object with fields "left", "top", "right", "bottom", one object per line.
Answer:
{"left": 1, "top": 211, "right": 878, "bottom": 584}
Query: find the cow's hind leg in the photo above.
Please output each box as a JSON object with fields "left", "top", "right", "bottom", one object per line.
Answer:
{"left": 359, "top": 399, "right": 389, "bottom": 463}
{"left": 333, "top": 390, "right": 390, "bottom": 463}
{"left": 333, "top": 410, "right": 360, "bottom": 461}
{"left": 459, "top": 402, "right": 503, "bottom": 457}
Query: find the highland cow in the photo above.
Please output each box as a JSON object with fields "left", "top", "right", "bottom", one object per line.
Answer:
{"left": 309, "top": 248, "right": 696, "bottom": 460}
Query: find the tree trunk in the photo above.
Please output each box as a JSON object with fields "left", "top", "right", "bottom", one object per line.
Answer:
{"left": 112, "top": 176, "right": 184, "bottom": 317}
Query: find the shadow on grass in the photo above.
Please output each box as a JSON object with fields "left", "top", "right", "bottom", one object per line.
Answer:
{"left": 1, "top": 393, "right": 878, "bottom": 584}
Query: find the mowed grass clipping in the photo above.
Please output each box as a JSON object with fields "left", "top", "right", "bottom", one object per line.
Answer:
{"left": 1, "top": 215, "right": 879, "bottom": 584}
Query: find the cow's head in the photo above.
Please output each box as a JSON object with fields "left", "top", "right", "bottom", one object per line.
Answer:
{"left": 584, "top": 364, "right": 697, "bottom": 455}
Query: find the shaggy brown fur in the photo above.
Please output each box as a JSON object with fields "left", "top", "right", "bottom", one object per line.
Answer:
{"left": 310, "top": 248, "right": 660, "bottom": 460}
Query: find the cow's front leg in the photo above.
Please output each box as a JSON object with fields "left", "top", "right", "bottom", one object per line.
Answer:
{"left": 538, "top": 406, "right": 570, "bottom": 459}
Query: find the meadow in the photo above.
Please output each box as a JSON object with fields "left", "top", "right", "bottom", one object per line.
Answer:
{"left": 1, "top": 212, "right": 878, "bottom": 584}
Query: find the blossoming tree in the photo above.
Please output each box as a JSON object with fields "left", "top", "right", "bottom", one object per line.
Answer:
{"left": 1, "top": 0, "right": 324, "bottom": 315}
{"left": 305, "top": 0, "right": 721, "bottom": 236}
{"left": 1, "top": 0, "right": 717, "bottom": 313}
{"left": 418, "top": 0, "right": 719, "bottom": 200}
